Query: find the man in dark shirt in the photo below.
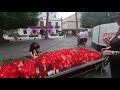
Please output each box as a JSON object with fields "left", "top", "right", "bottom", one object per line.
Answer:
{"left": 29, "top": 42, "right": 41, "bottom": 58}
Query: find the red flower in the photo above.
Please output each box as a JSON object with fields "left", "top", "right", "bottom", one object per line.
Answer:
{"left": 0, "top": 48, "right": 102, "bottom": 78}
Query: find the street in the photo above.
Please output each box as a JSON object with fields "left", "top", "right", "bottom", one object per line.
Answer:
{"left": 0, "top": 36, "right": 78, "bottom": 60}
{"left": 0, "top": 36, "right": 111, "bottom": 78}
{"left": 0, "top": 36, "right": 94, "bottom": 60}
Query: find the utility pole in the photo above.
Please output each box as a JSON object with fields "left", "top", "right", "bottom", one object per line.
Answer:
{"left": 75, "top": 12, "right": 78, "bottom": 36}
{"left": 45, "top": 12, "right": 49, "bottom": 39}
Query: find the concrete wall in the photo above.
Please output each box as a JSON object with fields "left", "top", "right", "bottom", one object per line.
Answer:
{"left": 48, "top": 34, "right": 64, "bottom": 38}
{"left": 63, "top": 14, "right": 76, "bottom": 23}
{"left": 18, "top": 28, "right": 41, "bottom": 35}
{"left": 62, "top": 12, "right": 82, "bottom": 30}
{"left": 38, "top": 18, "right": 62, "bottom": 33}
{"left": 39, "top": 12, "right": 57, "bottom": 20}
{"left": 3, "top": 34, "right": 42, "bottom": 41}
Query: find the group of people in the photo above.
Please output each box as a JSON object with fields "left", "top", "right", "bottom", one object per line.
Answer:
{"left": 29, "top": 14, "right": 120, "bottom": 78}
{"left": 77, "top": 29, "right": 89, "bottom": 47}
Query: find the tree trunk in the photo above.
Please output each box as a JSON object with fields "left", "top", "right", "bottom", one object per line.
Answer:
{"left": 0, "top": 29, "right": 9, "bottom": 43}
{"left": 13, "top": 33, "right": 18, "bottom": 41}
{"left": 0, "top": 29, "right": 5, "bottom": 41}
{"left": 45, "top": 12, "right": 49, "bottom": 39}
{"left": 76, "top": 12, "right": 78, "bottom": 36}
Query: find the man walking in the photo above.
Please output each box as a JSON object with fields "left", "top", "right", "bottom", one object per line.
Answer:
{"left": 78, "top": 29, "right": 85, "bottom": 47}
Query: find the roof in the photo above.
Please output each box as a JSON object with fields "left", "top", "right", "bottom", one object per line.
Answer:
{"left": 62, "top": 14, "right": 76, "bottom": 23}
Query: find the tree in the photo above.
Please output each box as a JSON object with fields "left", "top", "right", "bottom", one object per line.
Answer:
{"left": 3, "top": 29, "right": 19, "bottom": 40}
{"left": 81, "top": 12, "right": 120, "bottom": 28}
{"left": 75, "top": 12, "right": 78, "bottom": 35}
{"left": 45, "top": 12, "right": 49, "bottom": 39}
{"left": 0, "top": 12, "right": 39, "bottom": 41}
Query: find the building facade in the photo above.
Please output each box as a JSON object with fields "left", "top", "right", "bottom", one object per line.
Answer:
{"left": 62, "top": 12, "right": 82, "bottom": 35}
{"left": 4, "top": 12, "right": 63, "bottom": 41}
{"left": 38, "top": 12, "right": 62, "bottom": 35}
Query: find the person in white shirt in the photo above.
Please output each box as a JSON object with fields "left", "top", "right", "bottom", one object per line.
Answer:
{"left": 77, "top": 32, "right": 80, "bottom": 46}
{"left": 84, "top": 29, "right": 89, "bottom": 47}
{"left": 78, "top": 30, "right": 85, "bottom": 46}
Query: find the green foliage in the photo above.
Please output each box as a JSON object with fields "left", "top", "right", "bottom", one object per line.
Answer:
{"left": 0, "top": 12, "right": 39, "bottom": 30}
{"left": 81, "top": 12, "right": 120, "bottom": 28}
{"left": 0, "top": 12, "right": 39, "bottom": 40}
{"left": 3, "top": 29, "right": 18, "bottom": 35}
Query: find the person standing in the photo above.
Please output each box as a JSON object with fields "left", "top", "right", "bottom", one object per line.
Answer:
{"left": 77, "top": 31, "right": 80, "bottom": 46}
{"left": 101, "top": 15, "right": 120, "bottom": 78}
{"left": 84, "top": 29, "right": 89, "bottom": 48}
{"left": 78, "top": 29, "right": 85, "bottom": 47}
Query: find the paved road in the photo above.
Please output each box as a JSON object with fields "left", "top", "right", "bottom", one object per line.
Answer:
{"left": 0, "top": 36, "right": 111, "bottom": 78}
{"left": 0, "top": 36, "right": 94, "bottom": 60}
{"left": 0, "top": 37, "right": 77, "bottom": 60}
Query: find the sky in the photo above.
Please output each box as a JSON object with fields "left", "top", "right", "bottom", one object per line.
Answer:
{"left": 57, "top": 12, "right": 75, "bottom": 19}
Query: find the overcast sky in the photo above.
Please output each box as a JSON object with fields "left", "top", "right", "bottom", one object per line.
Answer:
{"left": 57, "top": 12, "right": 75, "bottom": 19}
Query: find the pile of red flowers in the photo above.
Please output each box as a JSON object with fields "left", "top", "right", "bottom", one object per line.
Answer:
{"left": 0, "top": 48, "right": 102, "bottom": 78}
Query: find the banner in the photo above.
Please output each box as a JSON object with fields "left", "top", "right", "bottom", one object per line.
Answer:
{"left": 103, "top": 32, "right": 116, "bottom": 46}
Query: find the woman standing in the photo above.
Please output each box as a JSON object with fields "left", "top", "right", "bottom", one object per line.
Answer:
{"left": 101, "top": 15, "right": 120, "bottom": 78}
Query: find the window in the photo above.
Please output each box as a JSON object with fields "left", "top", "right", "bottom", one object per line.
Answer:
{"left": 48, "top": 22, "right": 51, "bottom": 26}
{"left": 40, "top": 29, "right": 45, "bottom": 35}
{"left": 55, "top": 22, "right": 58, "bottom": 26}
{"left": 40, "top": 21, "right": 44, "bottom": 26}
{"left": 55, "top": 22, "right": 60, "bottom": 28}
{"left": 56, "top": 30, "right": 59, "bottom": 33}
{"left": 23, "top": 30, "right": 27, "bottom": 34}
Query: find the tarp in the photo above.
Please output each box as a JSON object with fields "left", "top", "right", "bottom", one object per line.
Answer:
{"left": 92, "top": 22, "right": 118, "bottom": 46}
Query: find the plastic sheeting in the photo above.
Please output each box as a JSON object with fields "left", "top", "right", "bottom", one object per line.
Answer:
{"left": 92, "top": 22, "right": 118, "bottom": 46}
